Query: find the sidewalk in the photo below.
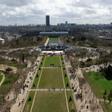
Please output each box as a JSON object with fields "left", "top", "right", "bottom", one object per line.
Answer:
{"left": 44, "top": 38, "right": 49, "bottom": 46}
{"left": 64, "top": 55, "right": 104, "bottom": 112}
{"left": 10, "top": 56, "right": 42, "bottom": 112}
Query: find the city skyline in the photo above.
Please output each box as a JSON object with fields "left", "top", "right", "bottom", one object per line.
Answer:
{"left": 0, "top": 0, "right": 112, "bottom": 25}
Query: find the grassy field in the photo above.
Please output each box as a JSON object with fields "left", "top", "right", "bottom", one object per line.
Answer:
{"left": 38, "top": 68, "right": 63, "bottom": 88}
{"left": 84, "top": 71, "right": 112, "bottom": 112}
{"left": 0, "top": 73, "right": 18, "bottom": 95}
{"left": 49, "top": 37, "right": 59, "bottom": 43}
{"left": 23, "top": 91, "right": 35, "bottom": 112}
{"left": 0, "top": 72, "right": 18, "bottom": 105}
{"left": 67, "top": 92, "right": 76, "bottom": 112}
{"left": 32, "top": 92, "right": 68, "bottom": 112}
{"left": 84, "top": 71, "right": 112, "bottom": 98}
{"left": 24, "top": 55, "right": 76, "bottom": 112}
{"left": 43, "top": 56, "right": 61, "bottom": 67}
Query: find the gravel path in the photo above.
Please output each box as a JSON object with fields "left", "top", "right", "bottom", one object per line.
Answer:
{"left": 10, "top": 56, "right": 42, "bottom": 112}
{"left": 0, "top": 73, "right": 5, "bottom": 87}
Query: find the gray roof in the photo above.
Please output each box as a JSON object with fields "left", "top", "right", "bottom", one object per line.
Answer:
{"left": 39, "top": 31, "right": 68, "bottom": 35}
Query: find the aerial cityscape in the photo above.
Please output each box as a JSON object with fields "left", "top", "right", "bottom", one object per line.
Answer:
{"left": 0, "top": 0, "right": 112, "bottom": 112}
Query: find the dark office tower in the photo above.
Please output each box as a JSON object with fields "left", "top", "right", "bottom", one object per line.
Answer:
{"left": 46, "top": 15, "right": 50, "bottom": 26}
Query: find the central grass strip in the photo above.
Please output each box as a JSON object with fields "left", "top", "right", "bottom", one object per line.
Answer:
{"left": 32, "top": 91, "right": 68, "bottom": 112}
{"left": 38, "top": 68, "right": 64, "bottom": 88}
{"left": 44, "top": 56, "right": 61, "bottom": 67}
{"left": 24, "top": 55, "right": 76, "bottom": 112}
{"left": 49, "top": 37, "right": 59, "bottom": 43}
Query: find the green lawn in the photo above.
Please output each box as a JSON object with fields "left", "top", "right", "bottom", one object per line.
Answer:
{"left": 0, "top": 72, "right": 18, "bottom": 105}
{"left": 44, "top": 56, "right": 61, "bottom": 67}
{"left": 32, "top": 92, "right": 68, "bottom": 112}
{"left": 64, "top": 74, "right": 70, "bottom": 88}
{"left": 24, "top": 91, "right": 35, "bottom": 112}
{"left": 67, "top": 92, "right": 76, "bottom": 112}
{"left": 39, "top": 68, "right": 64, "bottom": 88}
{"left": 24, "top": 55, "right": 76, "bottom": 112}
{"left": 49, "top": 37, "right": 59, "bottom": 43}
{"left": 84, "top": 71, "right": 112, "bottom": 112}
{"left": 84, "top": 71, "right": 112, "bottom": 98}
{"left": 32, "top": 70, "right": 41, "bottom": 89}
{"left": 0, "top": 74, "right": 18, "bottom": 94}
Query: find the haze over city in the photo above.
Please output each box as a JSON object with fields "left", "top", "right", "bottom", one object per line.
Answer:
{"left": 0, "top": 0, "right": 112, "bottom": 25}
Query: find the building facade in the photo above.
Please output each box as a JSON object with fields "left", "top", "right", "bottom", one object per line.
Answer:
{"left": 46, "top": 15, "right": 50, "bottom": 26}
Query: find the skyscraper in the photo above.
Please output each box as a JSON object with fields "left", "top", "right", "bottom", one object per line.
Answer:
{"left": 46, "top": 15, "right": 50, "bottom": 26}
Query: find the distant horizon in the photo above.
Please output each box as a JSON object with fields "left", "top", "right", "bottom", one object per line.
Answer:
{"left": 0, "top": 19, "right": 111, "bottom": 26}
{"left": 0, "top": 15, "right": 112, "bottom": 26}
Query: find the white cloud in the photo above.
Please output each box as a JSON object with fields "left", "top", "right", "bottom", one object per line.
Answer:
{"left": 0, "top": 0, "right": 112, "bottom": 25}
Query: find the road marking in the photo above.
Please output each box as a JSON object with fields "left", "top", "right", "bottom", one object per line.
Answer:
{"left": 30, "top": 56, "right": 46, "bottom": 112}
{"left": 59, "top": 56, "right": 70, "bottom": 112}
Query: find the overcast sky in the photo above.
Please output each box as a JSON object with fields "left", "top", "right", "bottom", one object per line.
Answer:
{"left": 0, "top": 0, "right": 112, "bottom": 25}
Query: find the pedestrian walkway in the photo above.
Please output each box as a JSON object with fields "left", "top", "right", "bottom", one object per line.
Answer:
{"left": 0, "top": 73, "right": 5, "bottom": 87}
{"left": 29, "top": 88, "right": 72, "bottom": 92}
{"left": 41, "top": 66, "right": 62, "bottom": 69}
{"left": 64, "top": 55, "right": 104, "bottom": 112}
{"left": 10, "top": 56, "right": 42, "bottom": 112}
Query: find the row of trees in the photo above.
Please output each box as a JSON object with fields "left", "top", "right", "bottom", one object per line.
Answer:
{"left": 100, "top": 65, "right": 112, "bottom": 80}
{"left": 0, "top": 36, "right": 43, "bottom": 49}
